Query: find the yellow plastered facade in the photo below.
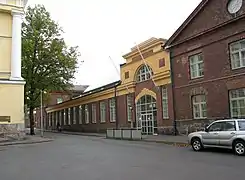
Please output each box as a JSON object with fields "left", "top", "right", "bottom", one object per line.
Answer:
{"left": 0, "top": 1, "right": 25, "bottom": 125}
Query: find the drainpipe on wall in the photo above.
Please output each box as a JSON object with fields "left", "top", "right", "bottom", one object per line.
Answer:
{"left": 169, "top": 50, "right": 178, "bottom": 136}
{"left": 114, "top": 82, "right": 120, "bottom": 130}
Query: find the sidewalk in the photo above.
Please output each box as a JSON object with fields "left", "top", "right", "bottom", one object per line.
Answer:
{"left": 142, "top": 135, "right": 189, "bottom": 147}
{"left": 46, "top": 130, "right": 189, "bottom": 147}
{"left": 0, "top": 136, "right": 53, "bottom": 146}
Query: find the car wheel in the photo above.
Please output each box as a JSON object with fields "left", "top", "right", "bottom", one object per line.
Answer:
{"left": 191, "top": 138, "right": 203, "bottom": 151}
{"left": 233, "top": 140, "right": 245, "bottom": 156}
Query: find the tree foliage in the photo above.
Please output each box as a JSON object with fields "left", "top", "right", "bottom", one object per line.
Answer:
{"left": 22, "top": 5, "right": 80, "bottom": 134}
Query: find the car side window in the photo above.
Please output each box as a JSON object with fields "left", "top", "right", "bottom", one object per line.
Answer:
{"left": 223, "top": 121, "right": 236, "bottom": 131}
{"left": 238, "top": 121, "right": 245, "bottom": 131}
{"left": 208, "top": 122, "right": 223, "bottom": 132}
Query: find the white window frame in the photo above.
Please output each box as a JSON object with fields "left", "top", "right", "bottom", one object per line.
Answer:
{"left": 59, "top": 110, "right": 62, "bottom": 124}
{"left": 57, "top": 97, "right": 63, "bottom": 104}
{"left": 189, "top": 53, "right": 204, "bottom": 79}
{"left": 56, "top": 111, "right": 59, "bottom": 125}
{"left": 136, "top": 65, "right": 153, "bottom": 82}
{"left": 192, "top": 95, "right": 207, "bottom": 119}
{"left": 127, "top": 95, "right": 133, "bottom": 122}
{"left": 162, "top": 87, "right": 169, "bottom": 119}
{"left": 230, "top": 39, "right": 245, "bottom": 69}
{"left": 73, "top": 107, "right": 76, "bottom": 124}
{"left": 79, "top": 105, "right": 82, "bottom": 124}
{"left": 63, "top": 110, "right": 66, "bottom": 125}
{"left": 48, "top": 113, "right": 51, "bottom": 127}
{"left": 92, "top": 104, "right": 97, "bottom": 124}
{"left": 85, "top": 105, "right": 89, "bottom": 124}
{"left": 109, "top": 98, "right": 116, "bottom": 122}
{"left": 230, "top": 88, "right": 245, "bottom": 118}
{"left": 68, "top": 108, "right": 71, "bottom": 125}
{"left": 100, "top": 102, "right": 106, "bottom": 123}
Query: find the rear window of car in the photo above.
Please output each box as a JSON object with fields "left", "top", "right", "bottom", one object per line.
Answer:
{"left": 238, "top": 121, "right": 245, "bottom": 131}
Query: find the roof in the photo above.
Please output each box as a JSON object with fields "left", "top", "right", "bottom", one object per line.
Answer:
{"left": 46, "top": 80, "right": 121, "bottom": 108}
{"left": 71, "top": 85, "right": 89, "bottom": 92}
{"left": 123, "top": 37, "right": 167, "bottom": 59}
{"left": 164, "top": 0, "right": 209, "bottom": 49}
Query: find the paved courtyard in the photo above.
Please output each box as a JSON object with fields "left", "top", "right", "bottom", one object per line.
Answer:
{"left": 0, "top": 133, "right": 244, "bottom": 180}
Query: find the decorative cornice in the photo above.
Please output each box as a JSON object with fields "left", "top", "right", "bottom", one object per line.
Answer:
{"left": 0, "top": 79, "right": 26, "bottom": 85}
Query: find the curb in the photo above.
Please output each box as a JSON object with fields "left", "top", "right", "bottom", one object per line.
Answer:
{"left": 0, "top": 138, "right": 54, "bottom": 147}
{"left": 46, "top": 131, "right": 106, "bottom": 138}
{"left": 142, "top": 139, "right": 190, "bottom": 147}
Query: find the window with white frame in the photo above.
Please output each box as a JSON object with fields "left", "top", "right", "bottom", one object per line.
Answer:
{"left": 85, "top": 105, "right": 89, "bottom": 124}
{"left": 56, "top": 111, "right": 59, "bottom": 125}
{"left": 127, "top": 94, "right": 133, "bottom": 122}
{"left": 230, "top": 39, "right": 245, "bottom": 69}
{"left": 162, "top": 87, "right": 169, "bottom": 119}
{"left": 189, "top": 53, "right": 204, "bottom": 79}
{"left": 110, "top": 98, "right": 116, "bottom": 122}
{"left": 59, "top": 111, "right": 62, "bottom": 124}
{"left": 63, "top": 110, "right": 66, "bottom": 125}
{"left": 68, "top": 108, "right": 71, "bottom": 125}
{"left": 230, "top": 88, "right": 245, "bottom": 118}
{"left": 92, "top": 104, "right": 97, "bottom": 123}
{"left": 100, "top": 101, "right": 106, "bottom": 123}
{"left": 48, "top": 113, "right": 51, "bottom": 126}
{"left": 79, "top": 105, "right": 82, "bottom": 124}
{"left": 192, "top": 95, "right": 207, "bottom": 119}
{"left": 57, "top": 97, "right": 63, "bottom": 104}
{"left": 136, "top": 65, "right": 153, "bottom": 82}
{"left": 73, "top": 107, "right": 76, "bottom": 124}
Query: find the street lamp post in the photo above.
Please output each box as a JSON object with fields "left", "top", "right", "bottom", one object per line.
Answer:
{"left": 40, "top": 90, "right": 44, "bottom": 137}
{"left": 40, "top": 90, "right": 46, "bottom": 137}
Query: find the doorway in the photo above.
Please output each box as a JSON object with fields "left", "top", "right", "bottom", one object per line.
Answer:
{"left": 136, "top": 95, "right": 157, "bottom": 135}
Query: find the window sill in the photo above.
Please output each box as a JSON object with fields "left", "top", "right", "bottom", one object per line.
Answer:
{"left": 193, "top": 118, "right": 208, "bottom": 120}
{"left": 189, "top": 76, "right": 204, "bottom": 83}
{"left": 231, "top": 66, "right": 245, "bottom": 71}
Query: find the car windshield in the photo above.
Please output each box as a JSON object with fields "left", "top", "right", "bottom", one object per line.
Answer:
{"left": 238, "top": 121, "right": 245, "bottom": 131}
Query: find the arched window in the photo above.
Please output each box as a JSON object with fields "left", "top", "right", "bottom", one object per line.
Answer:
{"left": 136, "top": 65, "right": 153, "bottom": 82}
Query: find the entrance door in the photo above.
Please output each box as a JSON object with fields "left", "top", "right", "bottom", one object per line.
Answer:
{"left": 136, "top": 95, "right": 157, "bottom": 135}
{"left": 141, "top": 113, "right": 154, "bottom": 135}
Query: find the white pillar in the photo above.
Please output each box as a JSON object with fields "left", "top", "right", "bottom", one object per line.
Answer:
{"left": 10, "top": 10, "right": 24, "bottom": 81}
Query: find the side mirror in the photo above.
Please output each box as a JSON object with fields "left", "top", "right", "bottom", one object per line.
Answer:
{"left": 204, "top": 124, "right": 209, "bottom": 132}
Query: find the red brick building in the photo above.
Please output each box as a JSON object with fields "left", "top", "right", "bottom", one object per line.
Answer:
{"left": 45, "top": 38, "right": 173, "bottom": 135}
{"left": 33, "top": 85, "right": 88, "bottom": 129}
{"left": 165, "top": 0, "right": 245, "bottom": 134}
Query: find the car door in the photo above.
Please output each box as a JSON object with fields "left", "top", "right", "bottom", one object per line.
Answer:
{"left": 202, "top": 122, "right": 222, "bottom": 146}
{"left": 218, "top": 121, "right": 237, "bottom": 147}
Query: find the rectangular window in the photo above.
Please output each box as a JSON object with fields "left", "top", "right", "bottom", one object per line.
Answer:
{"left": 192, "top": 95, "right": 207, "bottom": 119}
{"left": 56, "top": 111, "right": 59, "bottom": 125}
{"left": 79, "top": 105, "right": 82, "bottom": 124}
{"left": 100, "top": 101, "right": 106, "bottom": 123}
{"left": 57, "top": 97, "right": 63, "bottom": 104}
{"left": 189, "top": 53, "right": 204, "bottom": 79}
{"left": 92, "top": 104, "right": 97, "bottom": 123}
{"left": 85, "top": 105, "right": 89, "bottom": 124}
{"left": 48, "top": 113, "right": 51, "bottom": 126}
{"left": 127, "top": 95, "right": 133, "bottom": 122}
{"left": 59, "top": 111, "right": 62, "bottom": 124}
{"left": 63, "top": 109, "right": 66, "bottom": 125}
{"left": 229, "top": 88, "right": 245, "bottom": 118}
{"left": 110, "top": 98, "right": 116, "bottom": 122}
{"left": 230, "top": 39, "right": 245, "bottom": 69}
{"left": 73, "top": 107, "right": 76, "bottom": 124}
{"left": 68, "top": 108, "right": 71, "bottom": 125}
{"left": 162, "top": 87, "right": 169, "bottom": 119}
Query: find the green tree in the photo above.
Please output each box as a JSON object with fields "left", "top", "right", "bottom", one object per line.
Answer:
{"left": 22, "top": 5, "right": 80, "bottom": 135}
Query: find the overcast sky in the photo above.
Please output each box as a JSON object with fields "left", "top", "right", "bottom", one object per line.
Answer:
{"left": 27, "top": 0, "right": 201, "bottom": 91}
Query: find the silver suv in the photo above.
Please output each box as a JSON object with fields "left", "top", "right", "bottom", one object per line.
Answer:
{"left": 188, "top": 119, "right": 245, "bottom": 156}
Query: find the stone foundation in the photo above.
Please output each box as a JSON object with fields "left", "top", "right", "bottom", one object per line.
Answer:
{"left": 0, "top": 123, "right": 25, "bottom": 140}
{"left": 176, "top": 119, "right": 214, "bottom": 135}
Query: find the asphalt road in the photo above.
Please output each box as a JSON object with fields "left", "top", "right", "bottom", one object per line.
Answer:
{"left": 0, "top": 133, "right": 244, "bottom": 180}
